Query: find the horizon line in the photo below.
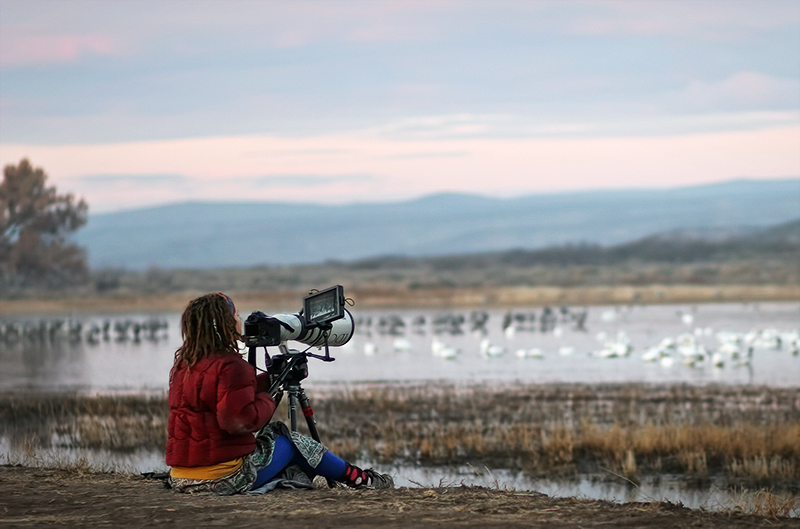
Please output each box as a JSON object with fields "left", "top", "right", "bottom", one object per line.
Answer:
{"left": 88, "top": 176, "right": 800, "bottom": 215}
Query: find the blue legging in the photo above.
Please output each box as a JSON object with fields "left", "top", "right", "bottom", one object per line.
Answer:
{"left": 251, "top": 435, "right": 346, "bottom": 489}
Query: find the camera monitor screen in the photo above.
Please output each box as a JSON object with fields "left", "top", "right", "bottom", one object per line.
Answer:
{"left": 304, "top": 285, "right": 344, "bottom": 325}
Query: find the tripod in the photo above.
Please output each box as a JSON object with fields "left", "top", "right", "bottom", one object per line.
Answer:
{"left": 248, "top": 332, "right": 339, "bottom": 436}
{"left": 264, "top": 348, "right": 323, "bottom": 442}
{"left": 250, "top": 343, "right": 336, "bottom": 487}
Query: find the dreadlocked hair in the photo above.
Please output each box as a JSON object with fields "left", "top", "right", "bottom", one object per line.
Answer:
{"left": 175, "top": 293, "right": 241, "bottom": 367}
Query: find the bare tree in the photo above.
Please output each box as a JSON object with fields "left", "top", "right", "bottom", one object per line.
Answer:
{"left": 0, "top": 158, "right": 89, "bottom": 287}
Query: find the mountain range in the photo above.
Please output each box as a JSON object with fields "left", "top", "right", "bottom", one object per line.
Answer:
{"left": 74, "top": 179, "right": 800, "bottom": 270}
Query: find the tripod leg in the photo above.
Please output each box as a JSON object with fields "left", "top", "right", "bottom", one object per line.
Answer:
{"left": 297, "top": 388, "right": 321, "bottom": 443}
{"left": 288, "top": 391, "right": 298, "bottom": 432}
{"left": 296, "top": 387, "right": 335, "bottom": 488}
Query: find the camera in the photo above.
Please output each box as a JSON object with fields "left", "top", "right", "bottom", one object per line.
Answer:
{"left": 268, "top": 351, "right": 309, "bottom": 385}
{"left": 242, "top": 287, "right": 354, "bottom": 452}
{"left": 243, "top": 285, "right": 354, "bottom": 349}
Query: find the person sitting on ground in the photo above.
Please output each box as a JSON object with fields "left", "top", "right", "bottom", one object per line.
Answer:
{"left": 166, "top": 292, "right": 393, "bottom": 494}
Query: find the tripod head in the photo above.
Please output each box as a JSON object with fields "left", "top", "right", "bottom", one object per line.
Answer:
{"left": 263, "top": 342, "right": 335, "bottom": 397}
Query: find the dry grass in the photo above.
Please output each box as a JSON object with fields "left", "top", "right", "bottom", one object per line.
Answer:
{"left": 1, "top": 383, "right": 799, "bottom": 491}
{"left": 731, "top": 489, "right": 800, "bottom": 518}
{"left": 0, "top": 393, "right": 168, "bottom": 455}
{"left": 728, "top": 457, "right": 798, "bottom": 481}
{"left": 577, "top": 422, "right": 799, "bottom": 479}
{"left": 1, "top": 434, "right": 120, "bottom": 474}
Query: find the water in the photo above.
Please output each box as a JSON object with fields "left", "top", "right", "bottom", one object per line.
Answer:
{"left": 385, "top": 464, "right": 750, "bottom": 512}
{"left": 1, "top": 302, "right": 798, "bottom": 392}
{"left": 0, "top": 313, "right": 174, "bottom": 392}
{"left": 1, "top": 301, "right": 798, "bottom": 512}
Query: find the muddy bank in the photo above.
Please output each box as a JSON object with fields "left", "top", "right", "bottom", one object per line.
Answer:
{"left": 1, "top": 466, "right": 797, "bottom": 528}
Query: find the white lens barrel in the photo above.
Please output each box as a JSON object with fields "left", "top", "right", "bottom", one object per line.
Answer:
{"left": 270, "top": 313, "right": 304, "bottom": 342}
{"left": 298, "top": 309, "right": 354, "bottom": 348}
{"left": 270, "top": 309, "right": 354, "bottom": 348}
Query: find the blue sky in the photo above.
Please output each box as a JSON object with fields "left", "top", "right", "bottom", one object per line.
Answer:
{"left": 1, "top": 0, "right": 798, "bottom": 212}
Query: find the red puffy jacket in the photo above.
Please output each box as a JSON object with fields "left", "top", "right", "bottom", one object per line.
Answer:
{"left": 166, "top": 353, "right": 276, "bottom": 467}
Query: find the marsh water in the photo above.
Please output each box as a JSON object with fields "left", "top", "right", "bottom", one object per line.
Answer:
{"left": 1, "top": 301, "right": 798, "bottom": 510}
{"left": 1, "top": 302, "right": 798, "bottom": 392}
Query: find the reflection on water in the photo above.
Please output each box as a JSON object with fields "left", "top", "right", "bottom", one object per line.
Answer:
{"left": 0, "top": 314, "right": 173, "bottom": 392}
{"left": 3, "top": 302, "right": 797, "bottom": 392}
{"left": 385, "top": 464, "right": 756, "bottom": 512}
{"left": 0, "top": 440, "right": 166, "bottom": 476}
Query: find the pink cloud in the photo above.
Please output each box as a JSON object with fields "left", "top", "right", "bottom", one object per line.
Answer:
{"left": 2, "top": 125, "right": 798, "bottom": 212}
{"left": 0, "top": 34, "right": 116, "bottom": 67}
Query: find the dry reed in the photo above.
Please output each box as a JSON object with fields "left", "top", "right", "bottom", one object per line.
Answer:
{"left": 2, "top": 383, "right": 799, "bottom": 491}
{"left": 731, "top": 489, "right": 800, "bottom": 518}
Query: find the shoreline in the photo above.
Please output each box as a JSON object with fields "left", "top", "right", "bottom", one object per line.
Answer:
{"left": 2, "top": 466, "right": 796, "bottom": 528}
{"left": 1, "top": 382, "right": 799, "bottom": 525}
{"left": 1, "top": 283, "right": 799, "bottom": 314}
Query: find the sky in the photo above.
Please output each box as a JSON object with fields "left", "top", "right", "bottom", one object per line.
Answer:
{"left": 0, "top": 0, "right": 798, "bottom": 213}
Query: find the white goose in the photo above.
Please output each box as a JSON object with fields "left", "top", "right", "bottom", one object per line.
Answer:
{"left": 431, "top": 337, "right": 460, "bottom": 359}
{"left": 480, "top": 338, "right": 506, "bottom": 358}
{"left": 515, "top": 347, "right": 544, "bottom": 359}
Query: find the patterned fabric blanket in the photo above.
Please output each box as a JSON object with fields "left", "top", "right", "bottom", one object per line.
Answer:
{"left": 168, "top": 422, "right": 328, "bottom": 495}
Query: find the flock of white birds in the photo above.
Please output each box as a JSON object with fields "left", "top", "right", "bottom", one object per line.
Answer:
{"left": 350, "top": 307, "right": 800, "bottom": 373}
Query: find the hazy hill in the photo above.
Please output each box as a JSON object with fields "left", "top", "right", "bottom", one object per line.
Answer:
{"left": 85, "top": 217, "right": 799, "bottom": 297}
{"left": 411, "top": 217, "right": 800, "bottom": 268}
{"left": 75, "top": 179, "right": 800, "bottom": 270}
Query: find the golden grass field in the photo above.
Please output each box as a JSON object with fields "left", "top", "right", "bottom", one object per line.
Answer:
{"left": 2, "top": 383, "right": 798, "bottom": 490}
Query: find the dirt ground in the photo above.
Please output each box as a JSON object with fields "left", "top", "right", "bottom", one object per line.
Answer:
{"left": 1, "top": 466, "right": 797, "bottom": 528}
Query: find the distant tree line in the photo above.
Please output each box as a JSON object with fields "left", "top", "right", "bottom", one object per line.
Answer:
{"left": 82, "top": 222, "right": 799, "bottom": 296}
{"left": 342, "top": 219, "right": 800, "bottom": 272}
